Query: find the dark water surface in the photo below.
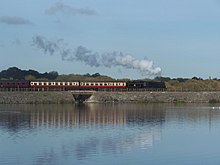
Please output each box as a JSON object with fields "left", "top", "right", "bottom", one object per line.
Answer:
{"left": 0, "top": 103, "right": 220, "bottom": 165}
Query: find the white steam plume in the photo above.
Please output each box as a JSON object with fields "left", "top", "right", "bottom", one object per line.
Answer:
{"left": 32, "top": 35, "right": 162, "bottom": 76}
{"left": 102, "top": 53, "right": 161, "bottom": 75}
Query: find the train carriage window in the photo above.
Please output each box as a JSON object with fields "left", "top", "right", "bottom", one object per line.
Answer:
{"left": 55, "top": 83, "right": 58, "bottom": 85}
{"left": 60, "top": 83, "right": 63, "bottom": 85}
{"left": 39, "top": 83, "right": 42, "bottom": 85}
{"left": 48, "top": 82, "right": 51, "bottom": 85}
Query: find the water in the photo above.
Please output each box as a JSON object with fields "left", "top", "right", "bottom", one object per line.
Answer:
{"left": 0, "top": 103, "right": 220, "bottom": 165}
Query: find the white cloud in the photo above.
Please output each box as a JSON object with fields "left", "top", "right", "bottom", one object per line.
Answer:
{"left": 45, "top": 2, "right": 97, "bottom": 16}
{"left": 0, "top": 16, "right": 33, "bottom": 25}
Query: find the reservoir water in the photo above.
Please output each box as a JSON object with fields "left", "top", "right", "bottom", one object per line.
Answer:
{"left": 0, "top": 103, "right": 220, "bottom": 165}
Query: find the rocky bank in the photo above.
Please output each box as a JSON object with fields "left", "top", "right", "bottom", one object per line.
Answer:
{"left": 0, "top": 91, "right": 220, "bottom": 104}
{"left": 0, "top": 91, "right": 74, "bottom": 104}
{"left": 88, "top": 91, "right": 220, "bottom": 103}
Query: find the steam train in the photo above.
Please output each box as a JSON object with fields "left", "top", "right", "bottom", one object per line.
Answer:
{"left": 0, "top": 80, "right": 166, "bottom": 91}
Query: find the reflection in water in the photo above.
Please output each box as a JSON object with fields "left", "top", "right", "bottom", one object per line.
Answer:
{"left": 0, "top": 104, "right": 165, "bottom": 130}
{"left": 0, "top": 104, "right": 165, "bottom": 164}
{"left": 0, "top": 104, "right": 220, "bottom": 165}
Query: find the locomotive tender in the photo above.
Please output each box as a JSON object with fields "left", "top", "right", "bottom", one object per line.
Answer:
{"left": 0, "top": 80, "right": 166, "bottom": 91}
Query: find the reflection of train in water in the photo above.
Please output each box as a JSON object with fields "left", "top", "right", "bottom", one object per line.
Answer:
{"left": 0, "top": 80, "right": 166, "bottom": 91}
{"left": 0, "top": 104, "right": 165, "bottom": 154}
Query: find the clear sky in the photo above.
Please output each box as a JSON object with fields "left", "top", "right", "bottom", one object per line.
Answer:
{"left": 0, "top": 0, "right": 220, "bottom": 79}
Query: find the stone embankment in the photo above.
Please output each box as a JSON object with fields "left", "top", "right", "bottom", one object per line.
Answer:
{"left": 0, "top": 91, "right": 74, "bottom": 104}
{"left": 0, "top": 91, "right": 220, "bottom": 104}
{"left": 88, "top": 91, "right": 220, "bottom": 103}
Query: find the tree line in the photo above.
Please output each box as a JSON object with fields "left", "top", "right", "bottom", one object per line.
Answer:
{"left": 0, "top": 67, "right": 113, "bottom": 81}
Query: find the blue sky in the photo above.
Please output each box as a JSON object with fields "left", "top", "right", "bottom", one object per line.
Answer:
{"left": 0, "top": 0, "right": 220, "bottom": 79}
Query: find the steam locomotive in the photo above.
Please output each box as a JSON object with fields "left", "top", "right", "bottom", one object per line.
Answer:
{"left": 0, "top": 80, "right": 166, "bottom": 91}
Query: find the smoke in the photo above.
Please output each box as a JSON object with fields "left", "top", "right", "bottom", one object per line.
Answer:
{"left": 33, "top": 36, "right": 100, "bottom": 67}
{"left": 74, "top": 46, "right": 100, "bottom": 67}
{"left": 32, "top": 35, "right": 162, "bottom": 76}
{"left": 32, "top": 36, "right": 59, "bottom": 55}
{"left": 45, "top": 2, "right": 97, "bottom": 16}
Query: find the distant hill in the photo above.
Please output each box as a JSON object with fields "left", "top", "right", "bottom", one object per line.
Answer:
{"left": 0, "top": 67, "right": 59, "bottom": 80}
{"left": 0, "top": 67, "right": 113, "bottom": 81}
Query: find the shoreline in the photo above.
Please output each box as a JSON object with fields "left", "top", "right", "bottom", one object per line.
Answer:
{"left": 0, "top": 91, "right": 220, "bottom": 104}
